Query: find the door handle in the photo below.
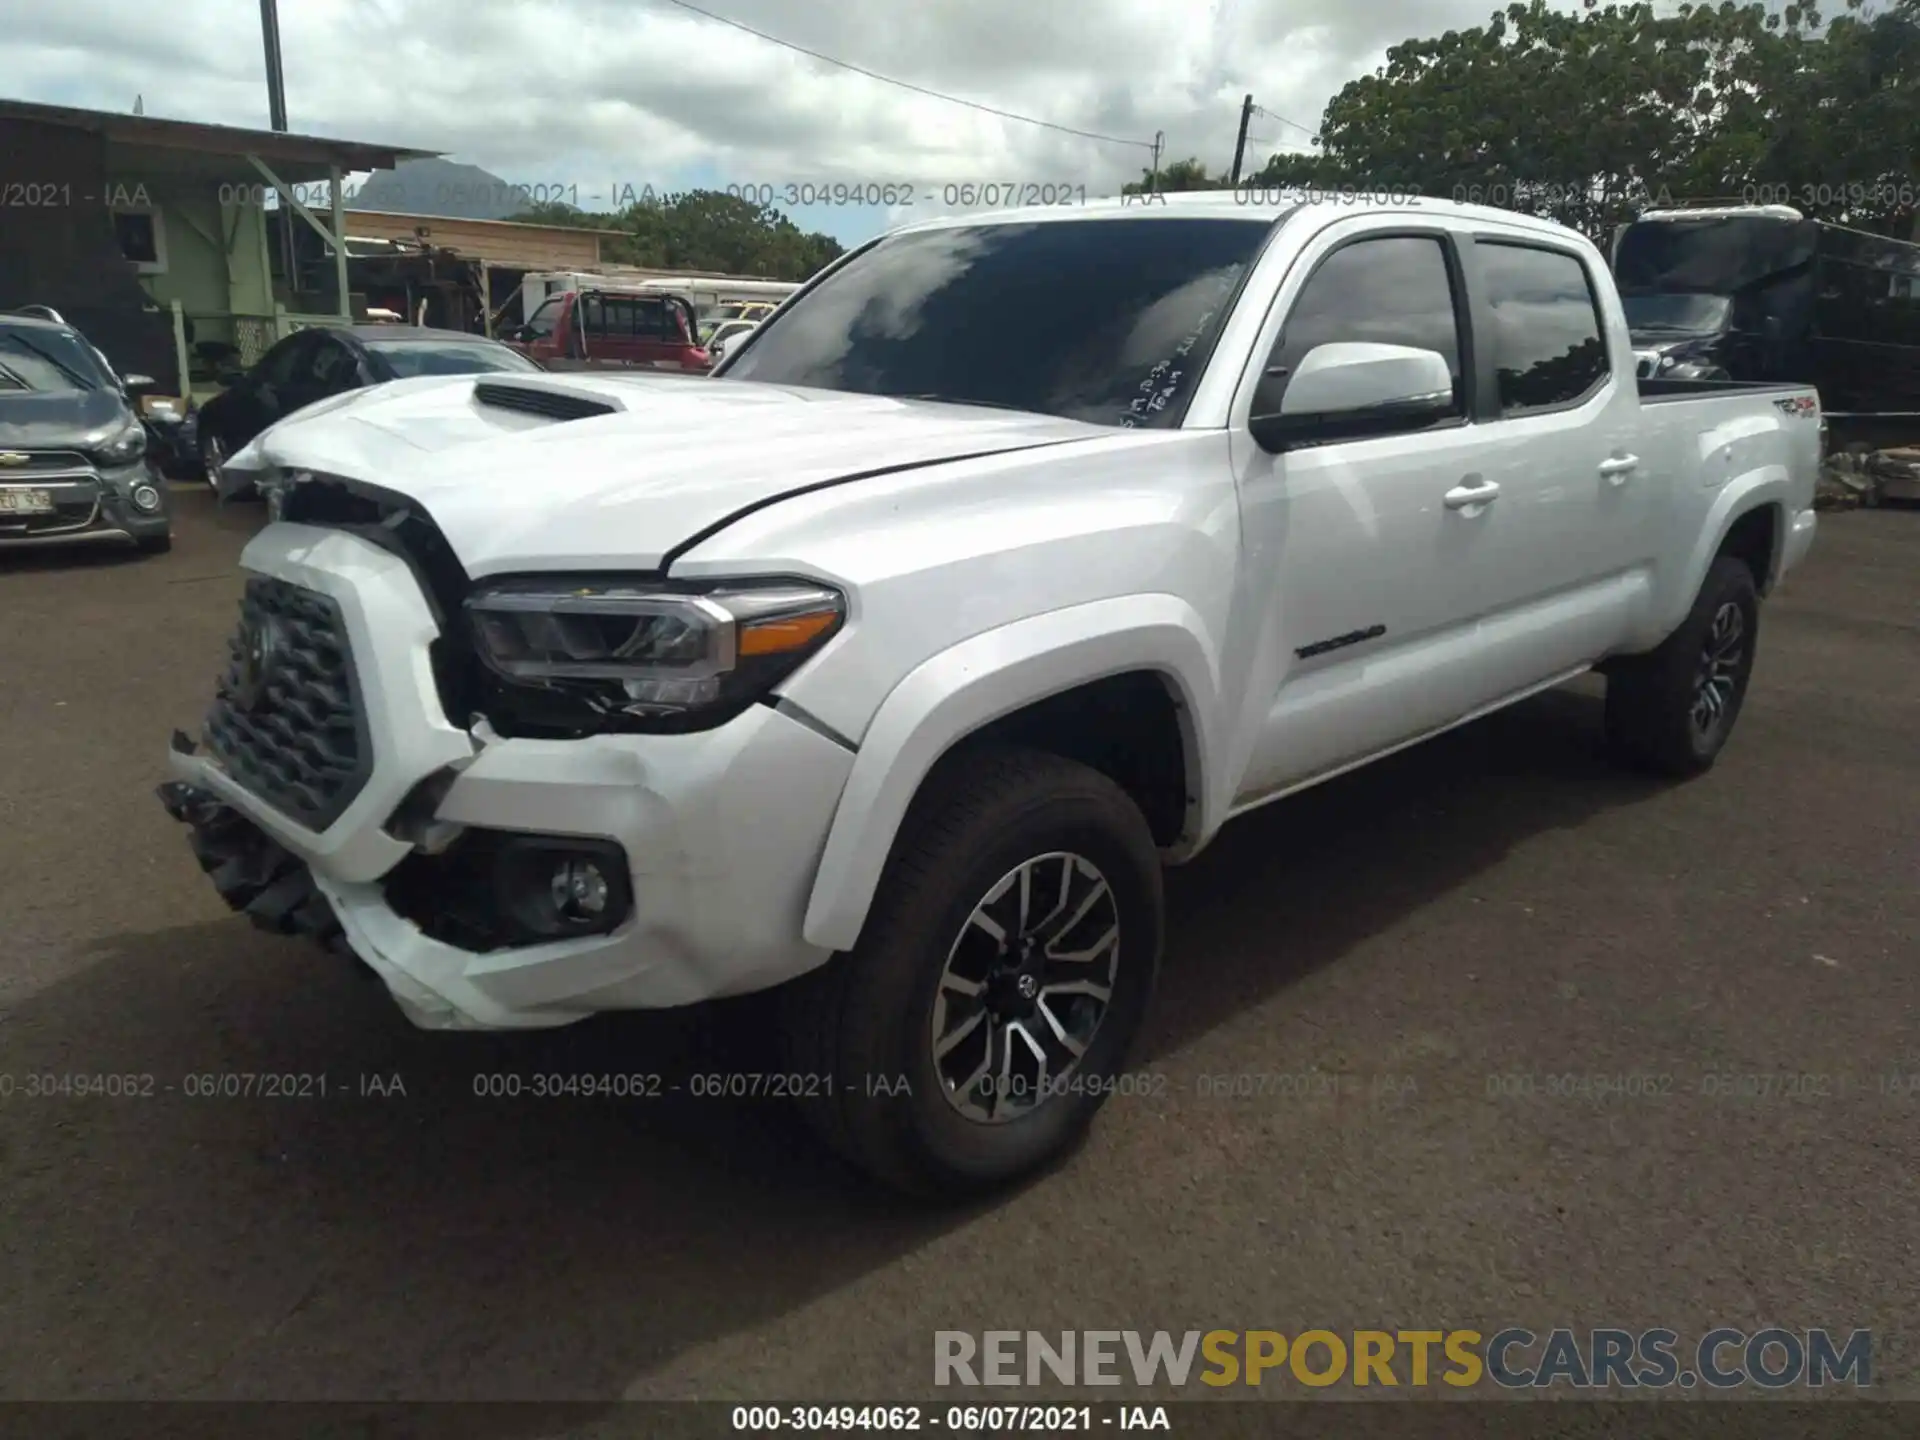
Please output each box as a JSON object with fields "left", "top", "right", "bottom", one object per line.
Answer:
{"left": 1599, "top": 454, "right": 1640, "bottom": 483}
{"left": 1443, "top": 479, "right": 1501, "bottom": 509}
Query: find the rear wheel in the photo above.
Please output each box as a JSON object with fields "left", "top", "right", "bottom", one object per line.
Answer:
{"left": 783, "top": 748, "right": 1163, "bottom": 1197}
{"left": 1605, "top": 556, "right": 1759, "bottom": 776}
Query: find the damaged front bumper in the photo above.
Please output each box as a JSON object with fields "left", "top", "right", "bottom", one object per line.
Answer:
{"left": 157, "top": 521, "right": 854, "bottom": 1031}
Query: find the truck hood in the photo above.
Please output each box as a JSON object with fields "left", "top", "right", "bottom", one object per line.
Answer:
{"left": 231, "top": 372, "right": 1111, "bottom": 575}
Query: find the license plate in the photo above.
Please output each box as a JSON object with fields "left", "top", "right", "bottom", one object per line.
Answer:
{"left": 0, "top": 488, "right": 53, "bottom": 515}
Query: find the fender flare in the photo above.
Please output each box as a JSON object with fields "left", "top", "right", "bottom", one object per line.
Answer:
{"left": 800, "top": 594, "right": 1223, "bottom": 954}
{"left": 1685, "top": 464, "right": 1790, "bottom": 600}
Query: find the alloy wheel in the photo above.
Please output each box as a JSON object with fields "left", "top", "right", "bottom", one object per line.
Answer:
{"left": 1691, "top": 600, "right": 1746, "bottom": 738}
{"left": 930, "top": 851, "right": 1121, "bottom": 1124}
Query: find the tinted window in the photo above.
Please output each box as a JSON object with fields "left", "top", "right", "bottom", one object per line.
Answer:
{"left": 367, "top": 341, "right": 539, "bottom": 377}
{"left": 1620, "top": 293, "right": 1732, "bottom": 332}
{"left": 0, "top": 323, "right": 110, "bottom": 392}
{"left": 256, "top": 335, "right": 309, "bottom": 387}
{"left": 1615, "top": 217, "right": 1815, "bottom": 294}
{"left": 1480, "top": 243, "right": 1609, "bottom": 412}
{"left": 722, "top": 217, "right": 1274, "bottom": 427}
{"left": 305, "top": 337, "right": 357, "bottom": 388}
{"left": 1259, "top": 236, "right": 1463, "bottom": 416}
{"left": 634, "top": 301, "right": 674, "bottom": 339}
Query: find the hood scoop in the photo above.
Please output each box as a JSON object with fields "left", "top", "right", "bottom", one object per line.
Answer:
{"left": 472, "top": 379, "right": 623, "bottom": 422}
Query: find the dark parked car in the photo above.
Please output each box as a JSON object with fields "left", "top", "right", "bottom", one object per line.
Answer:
{"left": 196, "top": 325, "right": 541, "bottom": 495}
{"left": 0, "top": 312, "right": 172, "bottom": 554}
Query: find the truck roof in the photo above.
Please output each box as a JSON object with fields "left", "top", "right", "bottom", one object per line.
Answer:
{"left": 888, "top": 190, "right": 1594, "bottom": 245}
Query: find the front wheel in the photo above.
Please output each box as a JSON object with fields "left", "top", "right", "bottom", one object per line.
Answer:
{"left": 782, "top": 748, "right": 1164, "bottom": 1196}
{"left": 198, "top": 429, "right": 226, "bottom": 488}
{"left": 1605, "top": 555, "right": 1759, "bottom": 776}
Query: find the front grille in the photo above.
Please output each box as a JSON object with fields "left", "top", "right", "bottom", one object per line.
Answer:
{"left": 277, "top": 478, "right": 478, "bottom": 729}
{"left": 0, "top": 449, "right": 90, "bottom": 473}
{"left": 204, "top": 577, "right": 371, "bottom": 830}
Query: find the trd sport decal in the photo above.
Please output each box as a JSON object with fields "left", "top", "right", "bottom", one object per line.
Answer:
{"left": 1295, "top": 624, "right": 1387, "bottom": 660}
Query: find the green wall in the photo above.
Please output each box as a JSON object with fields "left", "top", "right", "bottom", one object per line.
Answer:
{"left": 107, "top": 175, "right": 276, "bottom": 345}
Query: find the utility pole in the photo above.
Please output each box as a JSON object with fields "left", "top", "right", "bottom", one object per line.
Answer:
{"left": 259, "top": 0, "right": 297, "bottom": 304}
{"left": 260, "top": 0, "right": 288, "bottom": 130}
{"left": 1149, "top": 131, "right": 1165, "bottom": 193}
{"left": 1229, "top": 94, "right": 1253, "bottom": 187}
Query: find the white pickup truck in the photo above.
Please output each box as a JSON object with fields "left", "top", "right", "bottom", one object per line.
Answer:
{"left": 159, "top": 195, "right": 1821, "bottom": 1194}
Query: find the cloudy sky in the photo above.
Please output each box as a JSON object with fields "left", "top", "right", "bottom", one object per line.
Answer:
{"left": 5, "top": 0, "right": 1599, "bottom": 246}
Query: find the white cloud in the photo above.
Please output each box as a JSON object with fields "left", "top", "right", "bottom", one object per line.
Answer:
{"left": 0, "top": 0, "right": 1570, "bottom": 241}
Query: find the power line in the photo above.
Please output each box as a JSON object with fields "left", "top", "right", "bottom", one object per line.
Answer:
{"left": 654, "top": 0, "right": 1157, "bottom": 150}
{"left": 1251, "top": 103, "right": 1315, "bottom": 138}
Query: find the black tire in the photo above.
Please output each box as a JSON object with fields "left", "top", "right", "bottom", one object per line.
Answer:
{"left": 1605, "top": 555, "right": 1759, "bottom": 777}
{"left": 136, "top": 532, "right": 172, "bottom": 555}
{"left": 782, "top": 747, "right": 1164, "bottom": 1197}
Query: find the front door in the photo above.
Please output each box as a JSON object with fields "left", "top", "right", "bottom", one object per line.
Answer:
{"left": 1230, "top": 225, "right": 1508, "bottom": 802}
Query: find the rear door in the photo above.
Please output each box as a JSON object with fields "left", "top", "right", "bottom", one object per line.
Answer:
{"left": 1458, "top": 233, "right": 1652, "bottom": 685}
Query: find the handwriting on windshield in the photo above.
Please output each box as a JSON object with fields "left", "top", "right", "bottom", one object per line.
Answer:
{"left": 1120, "top": 273, "right": 1239, "bottom": 427}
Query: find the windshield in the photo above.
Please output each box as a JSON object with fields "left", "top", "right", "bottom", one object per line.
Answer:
{"left": 721, "top": 217, "right": 1274, "bottom": 427}
{"left": 368, "top": 341, "right": 540, "bottom": 377}
{"left": 1614, "top": 217, "right": 1815, "bottom": 295}
{"left": 1620, "top": 293, "right": 1733, "bottom": 332}
{"left": 0, "top": 324, "right": 109, "bottom": 392}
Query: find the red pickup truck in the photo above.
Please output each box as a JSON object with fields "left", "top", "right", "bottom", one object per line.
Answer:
{"left": 504, "top": 288, "right": 711, "bottom": 372}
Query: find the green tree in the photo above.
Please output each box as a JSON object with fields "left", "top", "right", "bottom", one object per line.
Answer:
{"left": 1121, "top": 157, "right": 1230, "bottom": 194}
{"left": 1237, "top": 0, "right": 1919, "bottom": 241}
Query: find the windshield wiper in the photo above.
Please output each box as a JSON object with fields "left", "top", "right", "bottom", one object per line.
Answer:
{"left": 0, "top": 333, "right": 98, "bottom": 390}
{"left": 0, "top": 359, "right": 28, "bottom": 390}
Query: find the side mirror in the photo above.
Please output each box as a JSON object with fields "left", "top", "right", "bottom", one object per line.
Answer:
{"left": 1249, "top": 342, "right": 1455, "bottom": 452}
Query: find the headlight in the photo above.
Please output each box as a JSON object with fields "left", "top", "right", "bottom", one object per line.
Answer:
{"left": 87, "top": 418, "right": 148, "bottom": 465}
{"left": 465, "top": 577, "right": 846, "bottom": 729}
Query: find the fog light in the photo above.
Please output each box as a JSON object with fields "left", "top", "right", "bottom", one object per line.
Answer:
{"left": 488, "top": 836, "right": 633, "bottom": 942}
{"left": 551, "top": 858, "right": 610, "bottom": 920}
{"left": 131, "top": 482, "right": 162, "bottom": 512}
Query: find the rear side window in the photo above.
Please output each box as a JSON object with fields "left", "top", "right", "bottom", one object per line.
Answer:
{"left": 1479, "top": 243, "right": 1609, "bottom": 413}
{"left": 1260, "top": 236, "right": 1465, "bottom": 417}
